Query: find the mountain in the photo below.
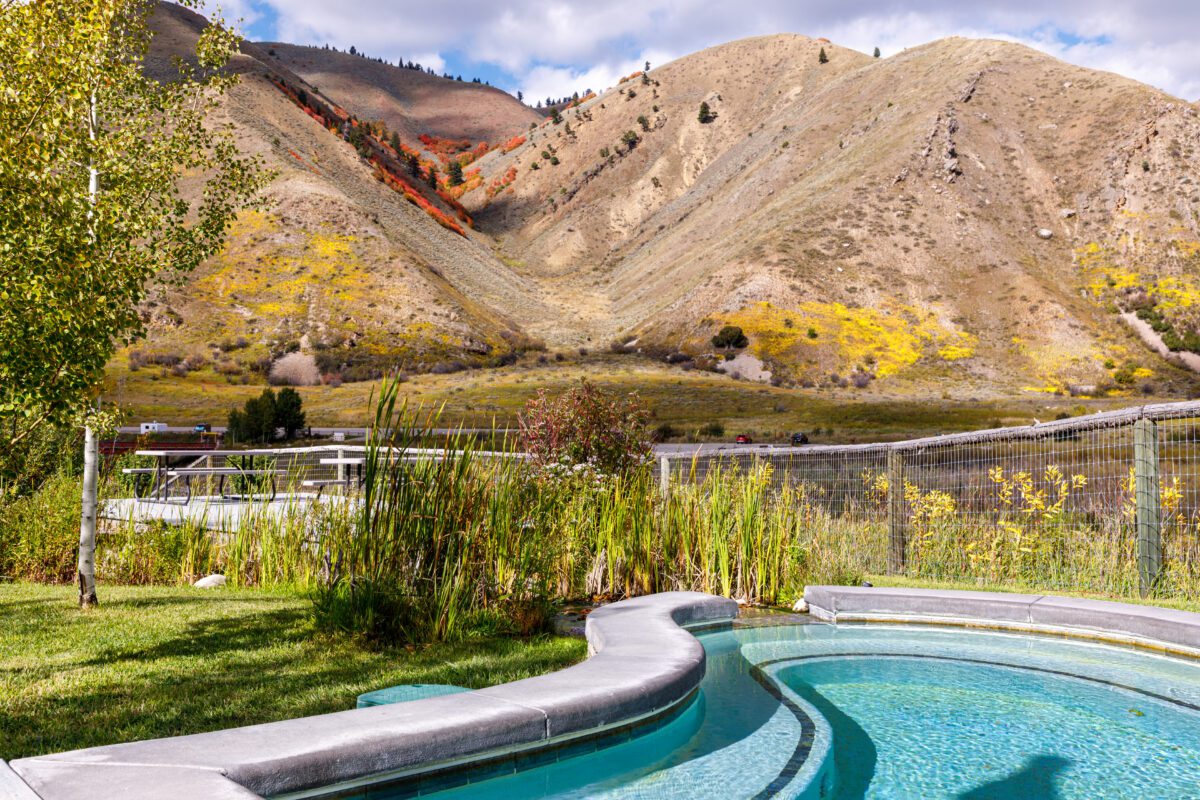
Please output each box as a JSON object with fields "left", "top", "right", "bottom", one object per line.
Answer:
{"left": 260, "top": 42, "right": 541, "bottom": 145}
{"left": 134, "top": 3, "right": 547, "bottom": 388}
{"left": 463, "top": 34, "right": 1200, "bottom": 394}
{"left": 128, "top": 6, "right": 1200, "bottom": 399}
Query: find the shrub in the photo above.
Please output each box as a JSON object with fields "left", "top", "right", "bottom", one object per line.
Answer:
{"left": 218, "top": 336, "right": 249, "bottom": 352}
{"left": 268, "top": 352, "right": 321, "bottom": 386}
{"left": 698, "top": 101, "right": 713, "bottom": 123}
{"left": 702, "top": 421, "right": 725, "bottom": 438}
{"left": 637, "top": 115, "right": 650, "bottom": 132}
{"left": 519, "top": 380, "right": 652, "bottom": 477}
{"left": 0, "top": 471, "right": 81, "bottom": 582}
{"left": 182, "top": 353, "right": 207, "bottom": 371}
{"left": 712, "top": 325, "right": 748, "bottom": 349}
{"left": 430, "top": 360, "right": 466, "bottom": 375}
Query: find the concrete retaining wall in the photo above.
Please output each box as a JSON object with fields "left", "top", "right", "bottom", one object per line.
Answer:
{"left": 9, "top": 592, "right": 737, "bottom": 800}
{"left": 804, "top": 585, "right": 1200, "bottom": 655}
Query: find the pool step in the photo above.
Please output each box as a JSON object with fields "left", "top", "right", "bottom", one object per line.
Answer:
{"left": 356, "top": 684, "right": 471, "bottom": 708}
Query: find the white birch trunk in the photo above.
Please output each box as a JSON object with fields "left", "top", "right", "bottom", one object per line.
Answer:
{"left": 77, "top": 425, "right": 99, "bottom": 607}
{"left": 77, "top": 93, "right": 101, "bottom": 607}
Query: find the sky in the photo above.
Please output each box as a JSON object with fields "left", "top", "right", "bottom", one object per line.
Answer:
{"left": 202, "top": 1, "right": 1200, "bottom": 104}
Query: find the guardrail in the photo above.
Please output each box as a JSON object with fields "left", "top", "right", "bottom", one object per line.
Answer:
{"left": 115, "top": 444, "right": 527, "bottom": 503}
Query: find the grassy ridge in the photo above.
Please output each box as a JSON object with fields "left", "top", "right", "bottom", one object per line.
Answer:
{"left": 103, "top": 354, "right": 1143, "bottom": 440}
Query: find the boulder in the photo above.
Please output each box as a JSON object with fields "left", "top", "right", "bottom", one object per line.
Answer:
{"left": 1037, "top": 228, "right": 1054, "bottom": 240}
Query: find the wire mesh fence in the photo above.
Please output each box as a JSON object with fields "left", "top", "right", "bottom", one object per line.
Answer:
{"left": 662, "top": 402, "right": 1200, "bottom": 599}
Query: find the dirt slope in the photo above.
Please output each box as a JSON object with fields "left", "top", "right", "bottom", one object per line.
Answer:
{"left": 462, "top": 35, "right": 1200, "bottom": 394}
{"left": 132, "top": 3, "right": 545, "bottom": 386}
{"left": 261, "top": 43, "right": 541, "bottom": 145}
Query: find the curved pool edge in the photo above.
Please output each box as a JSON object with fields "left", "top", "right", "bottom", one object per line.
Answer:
{"left": 8, "top": 591, "right": 737, "bottom": 800}
{"left": 804, "top": 585, "right": 1200, "bottom": 657}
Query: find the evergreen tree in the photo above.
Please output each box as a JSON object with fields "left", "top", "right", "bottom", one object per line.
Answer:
{"left": 407, "top": 152, "right": 420, "bottom": 177}
{"left": 274, "top": 387, "right": 306, "bottom": 439}
{"left": 227, "top": 388, "right": 278, "bottom": 443}
{"left": 447, "top": 160, "right": 464, "bottom": 186}
{"left": 873, "top": 47, "right": 881, "bottom": 58}
{"left": 818, "top": 47, "right": 828, "bottom": 64}
{"left": 517, "top": 90, "right": 524, "bottom": 102}
{"left": 427, "top": 164, "right": 438, "bottom": 189}
{"left": 712, "top": 326, "right": 748, "bottom": 350}
{"left": 698, "top": 101, "right": 712, "bottom": 123}
{"left": 550, "top": 107, "right": 562, "bottom": 125}
{"left": 349, "top": 45, "right": 357, "bottom": 55}
{"left": 390, "top": 131, "right": 401, "bottom": 152}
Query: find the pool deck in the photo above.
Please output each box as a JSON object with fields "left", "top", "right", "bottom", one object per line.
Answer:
{"left": 5, "top": 592, "right": 737, "bottom": 800}
{"left": 804, "top": 585, "right": 1200, "bottom": 657}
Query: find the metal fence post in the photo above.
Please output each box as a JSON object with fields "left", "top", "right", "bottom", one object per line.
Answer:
{"left": 659, "top": 456, "right": 671, "bottom": 496}
{"left": 887, "top": 447, "right": 906, "bottom": 574}
{"left": 1134, "top": 417, "right": 1161, "bottom": 597}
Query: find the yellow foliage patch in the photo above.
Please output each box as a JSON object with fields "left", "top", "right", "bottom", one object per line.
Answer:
{"left": 721, "top": 301, "right": 973, "bottom": 378}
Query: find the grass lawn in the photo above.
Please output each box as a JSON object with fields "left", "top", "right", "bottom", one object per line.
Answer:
{"left": 0, "top": 583, "right": 586, "bottom": 761}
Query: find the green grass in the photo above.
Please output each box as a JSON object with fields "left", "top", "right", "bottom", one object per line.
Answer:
{"left": 0, "top": 583, "right": 585, "bottom": 760}
{"left": 103, "top": 353, "right": 1149, "bottom": 442}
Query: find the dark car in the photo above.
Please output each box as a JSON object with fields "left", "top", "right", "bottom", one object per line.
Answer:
{"left": 735, "top": 434, "right": 752, "bottom": 444}
{"left": 791, "top": 432, "right": 809, "bottom": 446}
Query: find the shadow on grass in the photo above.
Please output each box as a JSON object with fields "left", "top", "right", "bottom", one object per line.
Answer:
{"left": 0, "top": 586, "right": 584, "bottom": 760}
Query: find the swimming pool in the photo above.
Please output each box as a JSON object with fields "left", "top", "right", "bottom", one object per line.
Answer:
{"left": 340, "top": 621, "right": 1200, "bottom": 799}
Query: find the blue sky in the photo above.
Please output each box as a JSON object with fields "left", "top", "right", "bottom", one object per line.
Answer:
{"left": 208, "top": 1, "right": 1200, "bottom": 103}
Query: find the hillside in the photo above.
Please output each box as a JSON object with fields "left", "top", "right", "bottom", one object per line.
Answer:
{"left": 261, "top": 43, "right": 542, "bottom": 145}
{"left": 123, "top": 7, "right": 1200, "bottom": 406}
{"left": 129, "top": 3, "right": 545, "bottom": 390}
{"left": 462, "top": 35, "right": 1200, "bottom": 395}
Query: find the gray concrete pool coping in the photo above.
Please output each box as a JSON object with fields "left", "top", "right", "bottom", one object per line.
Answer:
{"left": 804, "top": 585, "right": 1200, "bottom": 657}
{"left": 7, "top": 591, "right": 738, "bottom": 800}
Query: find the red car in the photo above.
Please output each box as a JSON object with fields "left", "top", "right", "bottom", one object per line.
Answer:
{"left": 735, "top": 434, "right": 752, "bottom": 444}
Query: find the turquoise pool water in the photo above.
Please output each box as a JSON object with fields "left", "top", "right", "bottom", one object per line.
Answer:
{"left": 342, "top": 623, "right": 1200, "bottom": 799}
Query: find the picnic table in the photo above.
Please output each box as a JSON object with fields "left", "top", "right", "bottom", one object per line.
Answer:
{"left": 303, "top": 457, "right": 366, "bottom": 496}
{"left": 303, "top": 454, "right": 447, "bottom": 496}
{"left": 125, "top": 449, "right": 284, "bottom": 503}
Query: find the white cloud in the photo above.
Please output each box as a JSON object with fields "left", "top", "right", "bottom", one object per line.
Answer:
{"left": 196, "top": 0, "right": 262, "bottom": 34}
{"left": 519, "top": 48, "right": 676, "bottom": 104}
{"left": 247, "top": 0, "right": 1200, "bottom": 101}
